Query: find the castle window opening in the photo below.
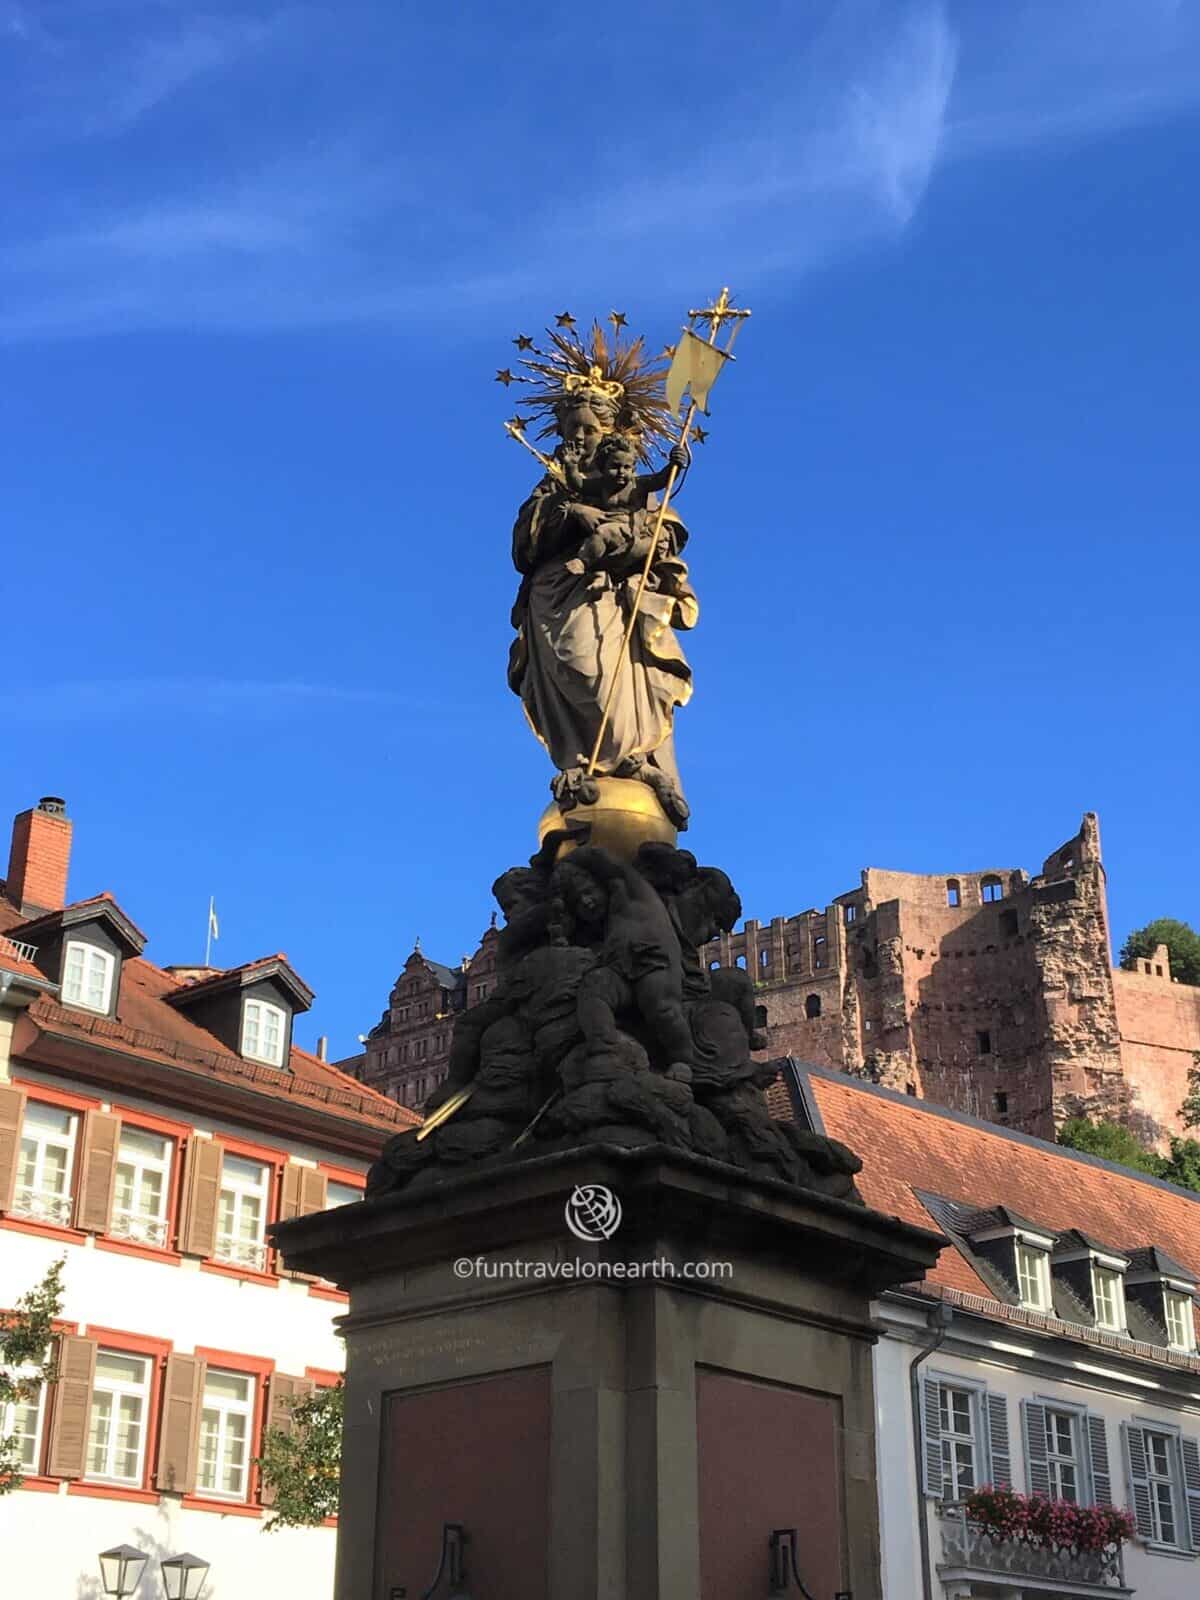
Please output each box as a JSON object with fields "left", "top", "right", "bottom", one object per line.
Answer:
{"left": 995, "top": 1091, "right": 1008, "bottom": 1113}
{"left": 709, "top": 959, "right": 720, "bottom": 970}
{"left": 736, "top": 954, "right": 746, "bottom": 969}
{"left": 759, "top": 949, "right": 770, "bottom": 970}
{"left": 981, "top": 876, "right": 1003, "bottom": 903}
{"left": 999, "top": 909, "right": 1019, "bottom": 939}
{"left": 845, "top": 904, "right": 856, "bottom": 924}
{"left": 805, "top": 993, "right": 822, "bottom": 1019}
{"left": 977, "top": 1030, "right": 992, "bottom": 1056}
{"left": 946, "top": 879, "right": 961, "bottom": 908}
{"left": 813, "top": 935, "right": 827, "bottom": 969}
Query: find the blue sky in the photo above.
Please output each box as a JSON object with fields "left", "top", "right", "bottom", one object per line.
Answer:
{"left": 3, "top": 0, "right": 1198, "bottom": 1058}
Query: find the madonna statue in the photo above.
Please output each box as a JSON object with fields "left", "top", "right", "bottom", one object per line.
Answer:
{"left": 504, "top": 324, "right": 699, "bottom": 841}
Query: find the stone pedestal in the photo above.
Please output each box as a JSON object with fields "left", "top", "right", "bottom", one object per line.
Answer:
{"left": 274, "top": 1144, "right": 941, "bottom": 1600}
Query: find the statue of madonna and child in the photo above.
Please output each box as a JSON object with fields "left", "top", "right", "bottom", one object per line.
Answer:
{"left": 367, "top": 308, "right": 861, "bottom": 1202}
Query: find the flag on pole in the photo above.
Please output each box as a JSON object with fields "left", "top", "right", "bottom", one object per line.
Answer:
{"left": 208, "top": 899, "right": 220, "bottom": 942}
{"left": 664, "top": 328, "right": 729, "bottom": 417}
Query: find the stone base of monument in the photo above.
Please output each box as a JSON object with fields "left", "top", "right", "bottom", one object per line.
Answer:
{"left": 274, "top": 1142, "right": 941, "bottom": 1600}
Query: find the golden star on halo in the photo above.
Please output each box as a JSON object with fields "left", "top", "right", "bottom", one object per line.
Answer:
{"left": 608, "top": 310, "right": 628, "bottom": 330}
{"left": 555, "top": 311, "right": 576, "bottom": 329}
{"left": 512, "top": 334, "right": 534, "bottom": 350}
{"left": 495, "top": 368, "right": 515, "bottom": 386}
{"left": 690, "top": 425, "right": 709, "bottom": 445}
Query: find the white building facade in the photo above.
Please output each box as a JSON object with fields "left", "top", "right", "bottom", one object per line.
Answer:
{"left": 0, "top": 796, "right": 412, "bottom": 1600}
{"left": 787, "top": 1063, "right": 1200, "bottom": 1600}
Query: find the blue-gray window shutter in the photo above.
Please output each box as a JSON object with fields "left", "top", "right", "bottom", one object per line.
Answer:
{"left": 920, "top": 1376, "right": 944, "bottom": 1498}
{"left": 1086, "top": 1413, "right": 1113, "bottom": 1506}
{"left": 1122, "top": 1423, "right": 1155, "bottom": 1539}
{"left": 1021, "top": 1400, "right": 1050, "bottom": 1496}
{"left": 987, "top": 1393, "right": 1012, "bottom": 1487}
{"left": 1182, "top": 1435, "right": 1200, "bottom": 1551}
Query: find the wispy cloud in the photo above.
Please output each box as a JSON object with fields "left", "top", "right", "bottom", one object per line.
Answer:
{"left": 2, "top": 0, "right": 1199, "bottom": 339}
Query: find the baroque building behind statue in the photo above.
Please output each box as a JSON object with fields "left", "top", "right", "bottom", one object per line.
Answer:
{"left": 338, "top": 811, "right": 1200, "bottom": 1149}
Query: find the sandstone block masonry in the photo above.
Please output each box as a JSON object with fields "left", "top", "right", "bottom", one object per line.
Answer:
{"left": 703, "top": 814, "right": 1199, "bottom": 1148}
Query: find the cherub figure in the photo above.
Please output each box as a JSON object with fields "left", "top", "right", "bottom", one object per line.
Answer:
{"left": 562, "top": 434, "right": 690, "bottom": 595}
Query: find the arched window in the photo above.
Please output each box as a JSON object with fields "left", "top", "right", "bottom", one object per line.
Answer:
{"left": 709, "top": 958, "right": 721, "bottom": 971}
{"left": 812, "top": 935, "right": 827, "bottom": 969}
{"left": 735, "top": 954, "right": 746, "bottom": 969}
{"left": 946, "top": 879, "right": 961, "bottom": 908}
{"left": 805, "top": 993, "right": 821, "bottom": 1019}
{"left": 981, "top": 876, "right": 1003, "bottom": 903}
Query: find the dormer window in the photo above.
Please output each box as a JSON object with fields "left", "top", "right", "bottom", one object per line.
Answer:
{"left": 1164, "top": 1289, "right": 1197, "bottom": 1353}
{"left": 241, "top": 999, "right": 286, "bottom": 1066}
{"left": 62, "top": 940, "right": 115, "bottom": 1013}
{"left": 1015, "top": 1240, "right": 1052, "bottom": 1311}
{"left": 1092, "top": 1264, "right": 1126, "bottom": 1331}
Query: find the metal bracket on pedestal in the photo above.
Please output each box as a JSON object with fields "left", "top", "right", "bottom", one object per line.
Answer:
{"left": 768, "top": 1528, "right": 851, "bottom": 1599}
{"left": 389, "top": 1521, "right": 470, "bottom": 1600}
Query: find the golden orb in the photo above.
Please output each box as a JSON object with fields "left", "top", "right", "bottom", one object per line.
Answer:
{"left": 537, "top": 777, "right": 677, "bottom": 863}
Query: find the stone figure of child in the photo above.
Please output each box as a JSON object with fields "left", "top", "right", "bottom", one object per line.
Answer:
{"left": 561, "top": 433, "right": 690, "bottom": 595}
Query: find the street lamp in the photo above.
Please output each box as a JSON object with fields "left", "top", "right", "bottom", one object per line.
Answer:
{"left": 98, "top": 1545, "right": 149, "bottom": 1598}
{"left": 161, "top": 1553, "right": 211, "bottom": 1600}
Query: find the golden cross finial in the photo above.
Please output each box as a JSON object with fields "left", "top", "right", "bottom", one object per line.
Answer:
{"left": 687, "top": 286, "right": 751, "bottom": 347}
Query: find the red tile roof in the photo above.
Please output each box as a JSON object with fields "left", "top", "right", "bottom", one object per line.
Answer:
{"left": 27, "top": 955, "right": 418, "bottom": 1131}
{"left": 772, "top": 1062, "right": 1200, "bottom": 1360}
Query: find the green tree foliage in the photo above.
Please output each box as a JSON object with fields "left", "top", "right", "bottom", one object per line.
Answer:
{"left": 1161, "top": 1137, "right": 1200, "bottom": 1192}
{"left": 1118, "top": 918, "right": 1200, "bottom": 986}
{"left": 1, "top": 1258, "right": 65, "bottom": 1494}
{"left": 255, "top": 1379, "right": 343, "bottom": 1531}
{"left": 1058, "top": 1118, "right": 1166, "bottom": 1177}
{"left": 1181, "top": 1055, "right": 1200, "bottom": 1131}
{"left": 1059, "top": 1119, "right": 1200, "bottom": 1196}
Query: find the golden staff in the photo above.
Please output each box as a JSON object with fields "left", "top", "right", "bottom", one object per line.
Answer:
{"left": 503, "top": 418, "right": 566, "bottom": 484}
{"left": 583, "top": 287, "right": 750, "bottom": 781}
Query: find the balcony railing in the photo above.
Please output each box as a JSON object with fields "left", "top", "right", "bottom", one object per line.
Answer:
{"left": 12, "top": 1186, "right": 74, "bottom": 1227}
{"left": 939, "top": 1505, "right": 1129, "bottom": 1592}
{"left": 214, "top": 1234, "right": 268, "bottom": 1272}
{"left": 0, "top": 933, "right": 38, "bottom": 965}
{"left": 110, "top": 1209, "right": 169, "bottom": 1248}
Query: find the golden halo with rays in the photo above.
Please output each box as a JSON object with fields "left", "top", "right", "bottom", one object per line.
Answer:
{"left": 504, "top": 318, "right": 675, "bottom": 466}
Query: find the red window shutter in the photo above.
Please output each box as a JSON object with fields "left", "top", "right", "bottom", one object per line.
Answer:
{"left": 0, "top": 1083, "right": 28, "bottom": 1213}
{"left": 46, "top": 1334, "right": 98, "bottom": 1478}
{"left": 155, "top": 1353, "right": 205, "bottom": 1493}
{"left": 75, "top": 1110, "right": 121, "bottom": 1234}
{"left": 179, "top": 1137, "right": 224, "bottom": 1257}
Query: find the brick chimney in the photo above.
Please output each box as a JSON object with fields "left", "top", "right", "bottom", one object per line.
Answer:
{"left": 5, "top": 797, "right": 72, "bottom": 915}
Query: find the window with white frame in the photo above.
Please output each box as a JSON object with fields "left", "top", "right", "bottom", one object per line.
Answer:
{"left": 86, "top": 1351, "right": 151, "bottom": 1485}
{"left": 215, "top": 1154, "right": 270, "bottom": 1270}
{"left": 15, "top": 1102, "right": 79, "bottom": 1226}
{"left": 1045, "top": 1409, "right": 1081, "bottom": 1503}
{"left": 2, "top": 1377, "right": 48, "bottom": 1475}
{"left": 939, "top": 1385, "right": 978, "bottom": 1499}
{"left": 1144, "top": 1430, "right": 1181, "bottom": 1547}
{"left": 326, "top": 1180, "right": 362, "bottom": 1209}
{"left": 1164, "top": 1289, "right": 1196, "bottom": 1353}
{"left": 111, "top": 1128, "right": 172, "bottom": 1247}
{"left": 197, "top": 1368, "right": 255, "bottom": 1500}
{"left": 62, "top": 940, "right": 115, "bottom": 1012}
{"left": 1015, "top": 1241, "right": 1052, "bottom": 1311}
{"left": 241, "top": 998, "right": 286, "bottom": 1066}
{"left": 1092, "top": 1265, "right": 1126, "bottom": 1331}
